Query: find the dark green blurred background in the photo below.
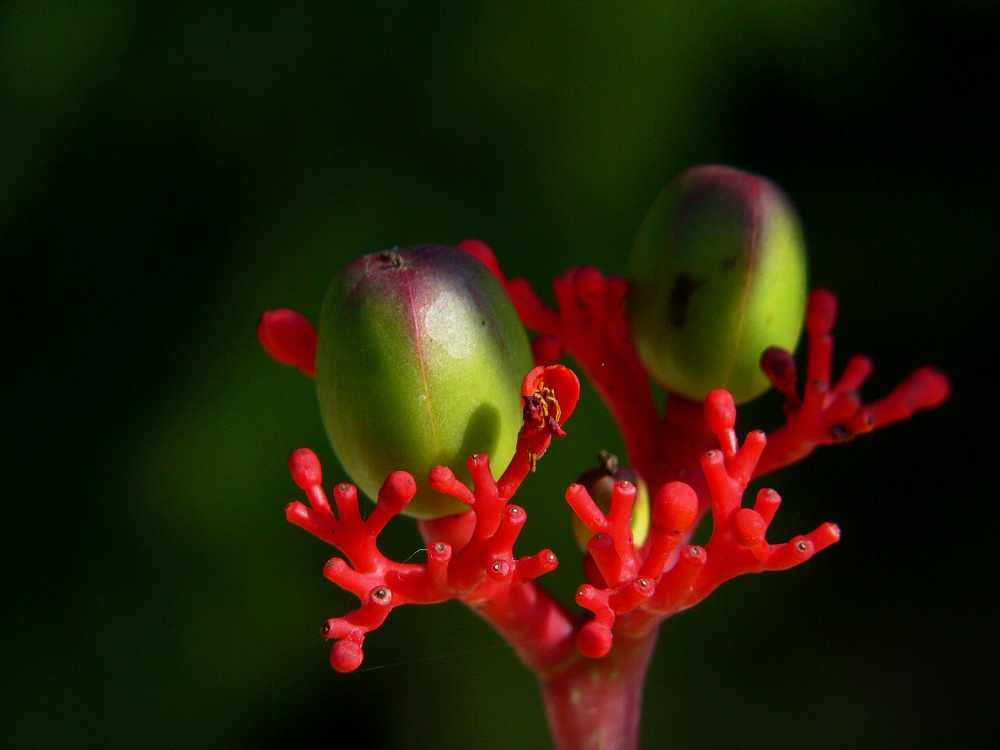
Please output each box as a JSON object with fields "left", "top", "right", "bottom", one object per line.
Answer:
{"left": 3, "top": 1, "right": 997, "bottom": 748}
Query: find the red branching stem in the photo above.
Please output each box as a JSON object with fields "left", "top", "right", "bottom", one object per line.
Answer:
{"left": 561, "top": 391, "right": 840, "bottom": 656}
{"left": 462, "top": 242, "right": 949, "bottom": 493}
{"left": 284, "top": 365, "right": 580, "bottom": 673}
{"left": 756, "top": 289, "right": 951, "bottom": 476}
{"left": 446, "top": 242, "right": 852, "bottom": 666}
{"left": 458, "top": 243, "right": 718, "bottom": 505}
{"left": 463, "top": 242, "right": 663, "bottom": 478}
{"left": 266, "top": 241, "right": 948, "bottom": 750}
{"left": 653, "top": 395, "right": 718, "bottom": 504}
{"left": 460, "top": 579, "right": 579, "bottom": 673}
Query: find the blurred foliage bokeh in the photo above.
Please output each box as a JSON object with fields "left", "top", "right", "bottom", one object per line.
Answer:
{"left": 3, "top": 1, "right": 997, "bottom": 748}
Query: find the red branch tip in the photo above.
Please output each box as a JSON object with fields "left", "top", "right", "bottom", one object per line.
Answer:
{"left": 755, "top": 289, "right": 951, "bottom": 476}
{"left": 258, "top": 308, "right": 317, "bottom": 377}
{"left": 283, "top": 365, "right": 580, "bottom": 672}
{"left": 287, "top": 447, "right": 560, "bottom": 671}
{"left": 567, "top": 390, "right": 840, "bottom": 658}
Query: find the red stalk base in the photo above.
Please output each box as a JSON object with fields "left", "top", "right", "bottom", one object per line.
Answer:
{"left": 538, "top": 635, "right": 657, "bottom": 750}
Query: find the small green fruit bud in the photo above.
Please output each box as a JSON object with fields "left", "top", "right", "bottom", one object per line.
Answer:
{"left": 571, "top": 451, "right": 651, "bottom": 551}
{"left": 315, "top": 245, "right": 534, "bottom": 519}
{"left": 627, "top": 165, "right": 808, "bottom": 403}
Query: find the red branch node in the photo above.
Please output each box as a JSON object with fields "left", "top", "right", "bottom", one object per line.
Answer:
{"left": 756, "top": 289, "right": 951, "bottom": 475}
{"left": 284, "top": 365, "right": 578, "bottom": 672}
{"left": 567, "top": 389, "right": 840, "bottom": 656}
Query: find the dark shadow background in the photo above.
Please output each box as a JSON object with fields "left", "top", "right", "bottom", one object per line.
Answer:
{"left": 3, "top": 1, "right": 997, "bottom": 748}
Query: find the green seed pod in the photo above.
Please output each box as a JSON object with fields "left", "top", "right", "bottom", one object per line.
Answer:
{"left": 571, "top": 451, "right": 651, "bottom": 552}
{"left": 315, "top": 245, "right": 534, "bottom": 519}
{"left": 627, "top": 165, "right": 808, "bottom": 404}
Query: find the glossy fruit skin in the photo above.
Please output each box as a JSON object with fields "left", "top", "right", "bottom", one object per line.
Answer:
{"left": 315, "top": 245, "right": 534, "bottom": 518}
{"left": 572, "top": 452, "right": 650, "bottom": 551}
{"left": 627, "top": 165, "right": 808, "bottom": 404}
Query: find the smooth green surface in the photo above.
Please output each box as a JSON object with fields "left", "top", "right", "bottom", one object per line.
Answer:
{"left": 316, "top": 247, "right": 533, "bottom": 518}
{"left": 628, "top": 165, "right": 807, "bottom": 403}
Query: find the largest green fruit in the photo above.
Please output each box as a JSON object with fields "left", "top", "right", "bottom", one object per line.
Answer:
{"left": 627, "top": 165, "right": 808, "bottom": 404}
{"left": 316, "top": 245, "right": 534, "bottom": 519}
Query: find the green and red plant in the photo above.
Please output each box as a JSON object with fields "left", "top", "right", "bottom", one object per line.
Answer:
{"left": 257, "top": 166, "right": 949, "bottom": 750}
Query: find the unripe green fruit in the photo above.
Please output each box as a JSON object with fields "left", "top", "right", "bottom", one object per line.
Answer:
{"left": 571, "top": 451, "right": 651, "bottom": 551}
{"left": 627, "top": 165, "right": 808, "bottom": 404}
{"left": 315, "top": 245, "right": 534, "bottom": 519}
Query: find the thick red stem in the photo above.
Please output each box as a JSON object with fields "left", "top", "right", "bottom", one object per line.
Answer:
{"left": 416, "top": 518, "right": 579, "bottom": 672}
{"left": 472, "top": 583, "right": 580, "bottom": 672}
{"left": 652, "top": 395, "right": 718, "bottom": 509}
{"left": 539, "top": 633, "right": 657, "bottom": 750}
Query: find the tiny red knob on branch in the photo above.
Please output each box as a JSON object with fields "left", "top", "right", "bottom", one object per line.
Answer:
{"left": 289, "top": 448, "right": 322, "bottom": 489}
{"left": 806, "top": 288, "right": 838, "bottom": 334}
{"left": 652, "top": 482, "right": 698, "bottom": 536}
{"left": 330, "top": 640, "right": 364, "bottom": 673}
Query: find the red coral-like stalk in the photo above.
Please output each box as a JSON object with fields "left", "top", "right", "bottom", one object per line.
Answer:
{"left": 283, "top": 365, "right": 579, "bottom": 673}
{"left": 561, "top": 389, "right": 840, "bottom": 660}
{"left": 260, "top": 241, "right": 948, "bottom": 750}
{"left": 460, "top": 240, "right": 665, "bottom": 481}
{"left": 460, "top": 240, "right": 951, "bottom": 491}
{"left": 532, "top": 389, "right": 842, "bottom": 750}
{"left": 756, "top": 289, "right": 951, "bottom": 475}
